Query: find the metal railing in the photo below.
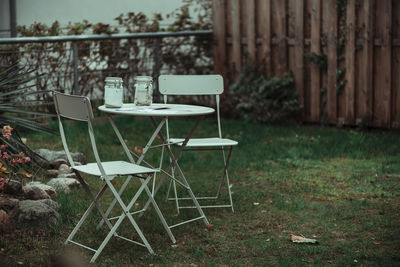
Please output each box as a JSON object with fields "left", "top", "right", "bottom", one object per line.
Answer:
{"left": 0, "top": 30, "right": 213, "bottom": 102}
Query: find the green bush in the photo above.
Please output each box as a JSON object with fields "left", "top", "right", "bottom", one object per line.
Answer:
{"left": 229, "top": 66, "right": 301, "bottom": 123}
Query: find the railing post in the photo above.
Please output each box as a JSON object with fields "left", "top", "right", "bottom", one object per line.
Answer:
{"left": 153, "top": 38, "right": 161, "bottom": 103}
{"left": 72, "top": 41, "right": 79, "bottom": 95}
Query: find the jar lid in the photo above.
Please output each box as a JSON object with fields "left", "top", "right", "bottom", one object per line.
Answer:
{"left": 134, "top": 76, "right": 152, "bottom": 82}
{"left": 105, "top": 77, "right": 123, "bottom": 82}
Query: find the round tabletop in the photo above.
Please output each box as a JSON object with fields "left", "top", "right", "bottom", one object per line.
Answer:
{"left": 98, "top": 103, "right": 214, "bottom": 117}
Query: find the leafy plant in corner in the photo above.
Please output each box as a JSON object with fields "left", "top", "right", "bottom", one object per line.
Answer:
{"left": 0, "top": 62, "right": 55, "bottom": 182}
{"left": 229, "top": 65, "right": 301, "bottom": 123}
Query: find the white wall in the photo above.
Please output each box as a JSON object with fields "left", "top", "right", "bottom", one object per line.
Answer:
{"left": 1, "top": 0, "right": 187, "bottom": 37}
{"left": 0, "top": 1, "right": 11, "bottom": 37}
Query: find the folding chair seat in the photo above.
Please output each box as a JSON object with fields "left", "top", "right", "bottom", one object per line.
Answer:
{"left": 54, "top": 91, "right": 175, "bottom": 262}
{"left": 159, "top": 74, "right": 238, "bottom": 212}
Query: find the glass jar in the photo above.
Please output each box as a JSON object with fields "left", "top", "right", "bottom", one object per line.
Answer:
{"left": 104, "top": 77, "right": 123, "bottom": 108}
{"left": 134, "top": 76, "right": 153, "bottom": 106}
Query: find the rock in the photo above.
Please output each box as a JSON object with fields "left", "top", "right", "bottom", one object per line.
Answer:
{"left": 10, "top": 199, "right": 60, "bottom": 226}
{"left": 57, "top": 173, "right": 77, "bottom": 179}
{"left": 58, "top": 164, "right": 71, "bottom": 175}
{"left": 23, "top": 182, "right": 56, "bottom": 200}
{"left": 51, "top": 158, "right": 68, "bottom": 169}
{"left": 3, "top": 180, "right": 22, "bottom": 195}
{"left": 48, "top": 178, "right": 80, "bottom": 194}
{"left": 0, "top": 196, "right": 19, "bottom": 212}
{"left": 37, "top": 199, "right": 60, "bottom": 210}
{"left": 35, "top": 149, "right": 86, "bottom": 164}
{"left": 47, "top": 179, "right": 70, "bottom": 194}
{"left": 0, "top": 209, "right": 12, "bottom": 233}
{"left": 46, "top": 169, "right": 60, "bottom": 178}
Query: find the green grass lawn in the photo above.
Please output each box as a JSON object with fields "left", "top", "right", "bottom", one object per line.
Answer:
{"left": 1, "top": 116, "right": 400, "bottom": 266}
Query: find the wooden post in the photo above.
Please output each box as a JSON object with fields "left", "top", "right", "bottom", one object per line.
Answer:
{"left": 271, "top": 0, "right": 287, "bottom": 76}
{"left": 326, "top": 0, "right": 337, "bottom": 125}
{"left": 373, "top": 0, "right": 392, "bottom": 127}
{"left": 344, "top": 0, "right": 356, "bottom": 125}
{"left": 246, "top": 0, "right": 256, "bottom": 64}
{"left": 257, "top": 0, "right": 271, "bottom": 75}
{"left": 356, "top": 0, "right": 373, "bottom": 126}
{"left": 393, "top": 0, "right": 400, "bottom": 128}
{"left": 310, "top": 0, "right": 321, "bottom": 122}
{"left": 231, "top": 0, "right": 241, "bottom": 78}
{"left": 213, "top": 0, "right": 227, "bottom": 80}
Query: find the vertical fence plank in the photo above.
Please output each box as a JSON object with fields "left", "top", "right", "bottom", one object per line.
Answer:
{"left": 373, "top": 0, "right": 392, "bottom": 127}
{"left": 271, "top": 0, "right": 287, "bottom": 76}
{"left": 231, "top": 0, "right": 241, "bottom": 78}
{"left": 246, "top": 0, "right": 256, "bottom": 64}
{"left": 392, "top": 0, "right": 400, "bottom": 128}
{"left": 344, "top": 0, "right": 356, "bottom": 125}
{"left": 257, "top": 0, "right": 271, "bottom": 75}
{"left": 287, "top": 0, "right": 297, "bottom": 113}
{"left": 356, "top": 0, "right": 373, "bottom": 125}
{"left": 213, "top": 0, "right": 227, "bottom": 79}
{"left": 294, "top": 0, "right": 304, "bottom": 117}
{"left": 310, "top": 0, "right": 321, "bottom": 122}
{"left": 326, "top": 0, "right": 337, "bottom": 124}
{"left": 321, "top": 0, "right": 329, "bottom": 122}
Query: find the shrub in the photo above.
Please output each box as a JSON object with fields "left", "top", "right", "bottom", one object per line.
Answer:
{"left": 229, "top": 66, "right": 301, "bottom": 123}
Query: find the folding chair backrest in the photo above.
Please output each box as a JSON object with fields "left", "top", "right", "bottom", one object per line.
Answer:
{"left": 53, "top": 91, "right": 106, "bottom": 176}
{"left": 158, "top": 75, "right": 224, "bottom": 96}
{"left": 159, "top": 75, "right": 225, "bottom": 138}
{"left": 53, "top": 91, "right": 94, "bottom": 122}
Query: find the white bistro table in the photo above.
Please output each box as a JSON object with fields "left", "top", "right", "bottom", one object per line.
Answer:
{"left": 98, "top": 103, "right": 214, "bottom": 241}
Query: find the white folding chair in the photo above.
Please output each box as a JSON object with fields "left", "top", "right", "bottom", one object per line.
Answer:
{"left": 54, "top": 91, "right": 175, "bottom": 262}
{"left": 159, "top": 75, "right": 238, "bottom": 212}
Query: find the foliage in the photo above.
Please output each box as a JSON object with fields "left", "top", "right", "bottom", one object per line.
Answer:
{"left": 0, "top": 125, "right": 32, "bottom": 187}
{"left": 0, "top": 1, "right": 213, "bottom": 102}
{"left": 0, "top": 63, "right": 54, "bottom": 178}
{"left": 305, "top": 52, "right": 327, "bottom": 72}
{"left": 229, "top": 65, "right": 301, "bottom": 123}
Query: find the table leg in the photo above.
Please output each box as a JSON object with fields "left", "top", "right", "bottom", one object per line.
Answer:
{"left": 97, "top": 116, "right": 166, "bottom": 229}
{"left": 140, "top": 116, "right": 210, "bottom": 226}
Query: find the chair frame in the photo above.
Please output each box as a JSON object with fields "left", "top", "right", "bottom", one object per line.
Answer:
{"left": 54, "top": 91, "right": 175, "bottom": 262}
{"left": 158, "top": 75, "right": 237, "bottom": 213}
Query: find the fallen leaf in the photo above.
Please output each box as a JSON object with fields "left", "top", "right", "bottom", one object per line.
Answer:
{"left": 207, "top": 224, "right": 214, "bottom": 230}
{"left": 21, "top": 137, "right": 27, "bottom": 144}
{"left": 265, "top": 199, "right": 273, "bottom": 204}
{"left": 253, "top": 202, "right": 260, "bottom": 206}
{"left": 290, "top": 234, "right": 317, "bottom": 244}
{"left": 171, "top": 244, "right": 179, "bottom": 248}
{"left": 280, "top": 212, "right": 286, "bottom": 216}
{"left": 134, "top": 146, "right": 143, "bottom": 154}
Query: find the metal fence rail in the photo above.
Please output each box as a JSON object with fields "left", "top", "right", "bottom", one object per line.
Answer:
{"left": 0, "top": 30, "right": 213, "bottom": 103}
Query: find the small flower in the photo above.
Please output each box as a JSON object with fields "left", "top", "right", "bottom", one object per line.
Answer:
{"left": 24, "top": 157, "right": 31, "bottom": 163}
{"left": 3, "top": 134, "right": 11, "bottom": 140}
{"left": 16, "top": 158, "right": 23, "bottom": 164}
{"left": 19, "top": 152, "right": 25, "bottom": 157}
{"left": 3, "top": 152, "right": 8, "bottom": 159}
{"left": 2, "top": 125, "right": 13, "bottom": 133}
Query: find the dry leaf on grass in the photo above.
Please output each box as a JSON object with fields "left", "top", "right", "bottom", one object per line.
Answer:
{"left": 134, "top": 146, "right": 143, "bottom": 154}
{"left": 290, "top": 234, "right": 317, "bottom": 244}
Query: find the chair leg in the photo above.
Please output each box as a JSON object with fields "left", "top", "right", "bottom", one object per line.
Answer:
{"left": 66, "top": 184, "right": 107, "bottom": 244}
{"left": 91, "top": 178, "right": 155, "bottom": 262}
{"left": 142, "top": 179, "right": 176, "bottom": 243}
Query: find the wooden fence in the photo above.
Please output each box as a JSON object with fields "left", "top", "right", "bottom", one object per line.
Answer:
{"left": 212, "top": 0, "right": 400, "bottom": 128}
